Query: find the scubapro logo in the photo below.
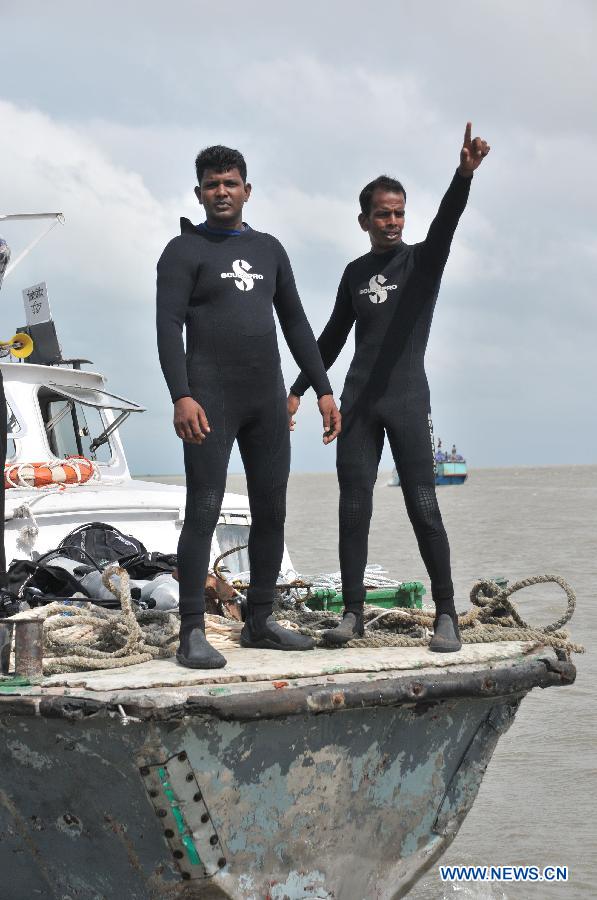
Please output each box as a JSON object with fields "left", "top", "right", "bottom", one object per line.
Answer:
{"left": 220, "top": 259, "right": 264, "bottom": 291}
{"left": 359, "top": 274, "right": 398, "bottom": 304}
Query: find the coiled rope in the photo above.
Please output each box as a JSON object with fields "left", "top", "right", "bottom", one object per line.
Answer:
{"left": 41, "top": 565, "right": 178, "bottom": 674}
{"left": 281, "top": 574, "right": 584, "bottom": 655}
{"left": 16, "top": 572, "right": 583, "bottom": 675}
{"left": 36, "top": 565, "right": 244, "bottom": 675}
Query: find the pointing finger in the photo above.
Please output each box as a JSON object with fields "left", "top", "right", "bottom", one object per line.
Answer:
{"left": 463, "top": 121, "right": 472, "bottom": 146}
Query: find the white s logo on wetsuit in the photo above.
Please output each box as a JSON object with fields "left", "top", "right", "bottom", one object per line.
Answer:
{"left": 220, "top": 259, "right": 265, "bottom": 292}
{"left": 232, "top": 259, "right": 255, "bottom": 291}
{"left": 368, "top": 274, "right": 388, "bottom": 303}
{"left": 358, "top": 274, "right": 398, "bottom": 304}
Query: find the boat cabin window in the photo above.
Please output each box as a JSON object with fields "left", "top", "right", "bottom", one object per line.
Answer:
{"left": 215, "top": 522, "right": 250, "bottom": 576}
{"left": 38, "top": 387, "right": 113, "bottom": 464}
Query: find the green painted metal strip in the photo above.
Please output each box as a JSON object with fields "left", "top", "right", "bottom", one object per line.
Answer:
{"left": 157, "top": 766, "right": 203, "bottom": 866}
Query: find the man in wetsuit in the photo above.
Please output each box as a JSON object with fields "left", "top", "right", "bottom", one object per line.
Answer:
{"left": 156, "top": 145, "right": 341, "bottom": 669}
{"left": 288, "top": 123, "right": 490, "bottom": 652}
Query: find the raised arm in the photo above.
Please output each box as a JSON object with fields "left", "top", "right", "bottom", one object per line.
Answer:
{"left": 417, "top": 122, "right": 490, "bottom": 275}
{"left": 272, "top": 242, "right": 333, "bottom": 399}
{"left": 156, "top": 237, "right": 198, "bottom": 403}
{"left": 289, "top": 269, "right": 355, "bottom": 397}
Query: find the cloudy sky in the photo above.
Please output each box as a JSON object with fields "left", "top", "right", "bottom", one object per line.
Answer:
{"left": 1, "top": 0, "right": 595, "bottom": 473}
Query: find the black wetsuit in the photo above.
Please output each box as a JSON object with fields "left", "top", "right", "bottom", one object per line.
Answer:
{"left": 291, "top": 171, "right": 472, "bottom": 612}
{"left": 156, "top": 220, "right": 331, "bottom": 626}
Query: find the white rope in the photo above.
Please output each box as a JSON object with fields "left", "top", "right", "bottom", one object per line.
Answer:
{"left": 231, "top": 564, "right": 402, "bottom": 595}
{"left": 307, "top": 564, "right": 402, "bottom": 593}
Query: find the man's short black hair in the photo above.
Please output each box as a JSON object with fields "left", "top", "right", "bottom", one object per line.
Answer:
{"left": 195, "top": 145, "right": 247, "bottom": 184}
{"left": 359, "top": 176, "right": 406, "bottom": 216}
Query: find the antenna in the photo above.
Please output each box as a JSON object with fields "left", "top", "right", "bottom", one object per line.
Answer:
{"left": 0, "top": 213, "right": 64, "bottom": 277}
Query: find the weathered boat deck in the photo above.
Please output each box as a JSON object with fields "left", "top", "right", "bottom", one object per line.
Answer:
{"left": 2, "top": 641, "right": 574, "bottom": 722}
{"left": 43, "top": 640, "right": 541, "bottom": 690}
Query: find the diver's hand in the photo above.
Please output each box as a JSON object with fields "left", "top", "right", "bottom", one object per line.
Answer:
{"left": 287, "top": 392, "right": 300, "bottom": 431}
{"left": 318, "top": 394, "right": 341, "bottom": 444}
{"left": 174, "top": 397, "right": 211, "bottom": 443}
{"left": 458, "top": 121, "right": 490, "bottom": 176}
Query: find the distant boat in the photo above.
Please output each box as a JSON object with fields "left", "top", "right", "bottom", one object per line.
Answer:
{"left": 388, "top": 439, "right": 468, "bottom": 486}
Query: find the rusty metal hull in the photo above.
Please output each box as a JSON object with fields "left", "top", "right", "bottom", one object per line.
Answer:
{"left": 0, "top": 653, "right": 575, "bottom": 900}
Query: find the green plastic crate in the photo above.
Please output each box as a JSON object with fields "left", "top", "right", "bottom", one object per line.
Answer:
{"left": 306, "top": 582, "right": 426, "bottom": 613}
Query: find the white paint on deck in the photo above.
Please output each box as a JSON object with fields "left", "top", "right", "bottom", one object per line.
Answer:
{"left": 43, "top": 641, "right": 540, "bottom": 692}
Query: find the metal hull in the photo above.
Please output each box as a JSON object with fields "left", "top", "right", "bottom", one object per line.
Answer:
{"left": 0, "top": 650, "right": 574, "bottom": 899}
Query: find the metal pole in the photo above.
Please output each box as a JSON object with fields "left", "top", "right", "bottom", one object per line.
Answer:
{"left": 0, "top": 621, "right": 14, "bottom": 675}
{"left": 14, "top": 619, "right": 44, "bottom": 679}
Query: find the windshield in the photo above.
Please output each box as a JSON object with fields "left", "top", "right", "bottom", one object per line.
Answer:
{"left": 39, "top": 389, "right": 113, "bottom": 463}
{"left": 37, "top": 383, "right": 144, "bottom": 462}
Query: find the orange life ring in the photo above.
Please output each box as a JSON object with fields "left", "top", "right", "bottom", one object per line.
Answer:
{"left": 4, "top": 455, "right": 97, "bottom": 490}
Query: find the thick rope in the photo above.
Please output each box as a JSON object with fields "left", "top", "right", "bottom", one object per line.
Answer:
{"left": 279, "top": 574, "right": 584, "bottom": 655}
{"left": 41, "top": 565, "right": 179, "bottom": 674}
{"left": 31, "top": 571, "right": 583, "bottom": 674}
{"left": 38, "top": 565, "right": 245, "bottom": 674}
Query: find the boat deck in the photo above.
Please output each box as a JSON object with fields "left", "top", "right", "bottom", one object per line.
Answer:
{"left": 44, "top": 640, "right": 539, "bottom": 690}
{"left": 2, "top": 641, "right": 574, "bottom": 721}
